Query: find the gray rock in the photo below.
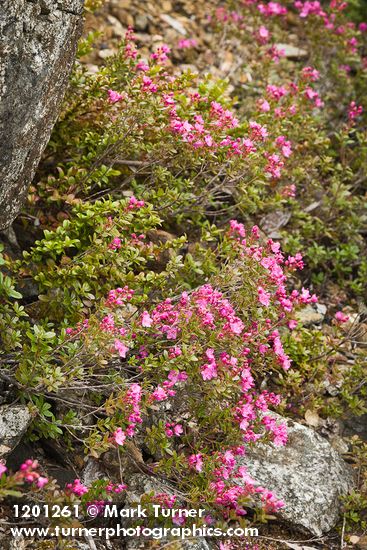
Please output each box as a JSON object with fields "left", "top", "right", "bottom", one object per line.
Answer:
{"left": 180, "top": 541, "right": 214, "bottom": 550}
{"left": 134, "top": 14, "right": 149, "bottom": 32}
{"left": 124, "top": 472, "right": 174, "bottom": 505}
{"left": 98, "top": 48, "right": 117, "bottom": 59}
{"left": 0, "top": 0, "right": 84, "bottom": 229}
{"left": 275, "top": 43, "right": 308, "bottom": 59}
{"left": 0, "top": 405, "right": 32, "bottom": 458}
{"left": 107, "top": 14, "right": 126, "bottom": 38}
{"left": 160, "top": 13, "right": 187, "bottom": 36}
{"left": 343, "top": 413, "right": 367, "bottom": 441}
{"left": 260, "top": 209, "right": 291, "bottom": 235}
{"left": 297, "top": 303, "right": 326, "bottom": 326}
{"left": 82, "top": 457, "right": 105, "bottom": 486}
{"left": 239, "top": 415, "right": 354, "bottom": 536}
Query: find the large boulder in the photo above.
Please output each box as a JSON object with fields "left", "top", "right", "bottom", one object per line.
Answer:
{"left": 240, "top": 414, "right": 354, "bottom": 536}
{"left": 0, "top": 0, "right": 84, "bottom": 229}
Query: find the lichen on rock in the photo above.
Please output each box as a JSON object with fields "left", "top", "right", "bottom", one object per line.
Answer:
{"left": 0, "top": 0, "right": 84, "bottom": 229}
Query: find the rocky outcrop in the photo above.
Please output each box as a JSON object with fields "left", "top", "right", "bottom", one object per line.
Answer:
{"left": 0, "top": 405, "right": 32, "bottom": 458}
{"left": 0, "top": 0, "right": 84, "bottom": 229}
{"left": 240, "top": 414, "right": 354, "bottom": 536}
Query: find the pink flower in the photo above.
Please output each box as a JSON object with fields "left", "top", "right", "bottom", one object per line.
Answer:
{"left": 114, "top": 339, "right": 129, "bottom": 358}
{"left": 299, "top": 288, "right": 318, "bottom": 304}
{"left": 229, "top": 219, "right": 246, "bottom": 237}
{"left": 141, "top": 76, "right": 158, "bottom": 93}
{"left": 302, "top": 66, "right": 320, "bottom": 81}
{"left": 107, "top": 90, "right": 124, "bottom": 104}
{"left": 188, "top": 453, "right": 203, "bottom": 472}
{"left": 265, "top": 153, "right": 284, "bottom": 179}
{"left": 295, "top": 0, "right": 326, "bottom": 18}
{"left": 257, "top": 25, "right": 270, "bottom": 44}
{"left": 174, "top": 424, "right": 183, "bottom": 436}
{"left": 108, "top": 237, "right": 122, "bottom": 251}
{"left": 262, "top": 416, "right": 288, "bottom": 445}
{"left": 0, "top": 464, "right": 7, "bottom": 476}
{"left": 335, "top": 311, "right": 349, "bottom": 323}
{"left": 252, "top": 225, "right": 260, "bottom": 239}
{"left": 114, "top": 428, "right": 126, "bottom": 446}
{"left": 228, "top": 317, "right": 245, "bottom": 335}
{"left": 37, "top": 476, "right": 48, "bottom": 488}
{"left": 281, "top": 184, "right": 296, "bottom": 197}
{"left": 348, "top": 101, "right": 363, "bottom": 121}
{"left": 141, "top": 311, "right": 153, "bottom": 327}
{"left": 304, "top": 87, "right": 324, "bottom": 108}
{"left": 249, "top": 121, "right": 268, "bottom": 141}
{"left": 152, "top": 386, "right": 168, "bottom": 401}
{"left": 258, "top": 99, "right": 270, "bottom": 112}
{"left": 258, "top": 287, "right": 270, "bottom": 306}
{"left": 136, "top": 61, "right": 150, "bottom": 71}
{"left": 178, "top": 38, "right": 197, "bottom": 49}
{"left": 128, "top": 196, "right": 145, "bottom": 209}
{"left": 172, "top": 515, "right": 186, "bottom": 525}
{"left": 219, "top": 542, "right": 233, "bottom": 550}
{"left": 267, "top": 84, "right": 288, "bottom": 101}
{"left": 67, "top": 479, "right": 88, "bottom": 496}
{"left": 258, "top": 2, "right": 287, "bottom": 16}
{"left": 151, "top": 44, "right": 171, "bottom": 63}
{"left": 168, "top": 346, "right": 182, "bottom": 358}
{"left": 275, "top": 136, "right": 292, "bottom": 157}
{"left": 204, "top": 134, "right": 214, "bottom": 147}
{"left": 201, "top": 362, "right": 217, "bottom": 380}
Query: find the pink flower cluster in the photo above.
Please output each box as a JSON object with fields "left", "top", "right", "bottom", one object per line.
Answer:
{"left": 106, "top": 482, "right": 127, "bottom": 493}
{"left": 66, "top": 479, "right": 88, "bottom": 496}
{"left": 294, "top": 1, "right": 326, "bottom": 18}
{"left": 258, "top": 2, "right": 287, "bottom": 16}
{"left": 214, "top": 7, "right": 244, "bottom": 24}
{"left": 107, "top": 90, "right": 125, "bottom": 104}
{"left": 127, "top": 195, "right": 145, "bottom": 209}
{"left": 150, "top": 44, "right": 171, "bottom": 63}
{"left": 65, "top": 318, "right": 89, "bottom": 336}
{"left": 348, "top": 101, "right": 363, "bottom": 121}
{"left": 105, "top": 285, "right": 135, "bottom": 307}
{"left": 227, "top": 221, "right": 317, "bottom": 330}
{"left": 210, "top": 448, "right": 285, "bottom": 516}
{"left": 201, "top": 348, "right": 218, "bottom": 381}
{"left": 16, "top": 460, "right": 49, "bottom": 489}
{"left": 335, "top": 311, "right": 349, "bottom": 323}
{"left": 150, "top": 369, "right": 188, "bottom": 403}
{"left": 304, "top": 87, "right": 324, "bottom": 108}
{"left": 301, "top": 66, "right": 320, "bottom": 81}
{"left": 153, "top": 492, "right": 177, "bottom": 508}
{"left": 123, "top": 26, "right": 138, "bottom": 60}
{"left": 167, "top": 97, "right": 247, "bottom": 154}
{"left": 113, "top": 383, "right": 143, "bottom": 446}
{"left": 188, "top": 453, "right": 204, "bottom": 472}
{"left": 165, "top": 422, "right": 183, "bottom": 437}
{"left": 66, "top": 478, "right": 127, "bottom": 498}
{"left": 178, "top": 38, "right": 198, "bottom": 49}
{"left": 108, "top": 237, "right": 122, "bottom": 251}
{"left": 141, "top": 75, "right": 158, "bottom": 93}
{"left": 256, "top": 25, "right": 271, "bottom": 44}
{"left": 61, "top": 219, "right": 322, "bottom": 519}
